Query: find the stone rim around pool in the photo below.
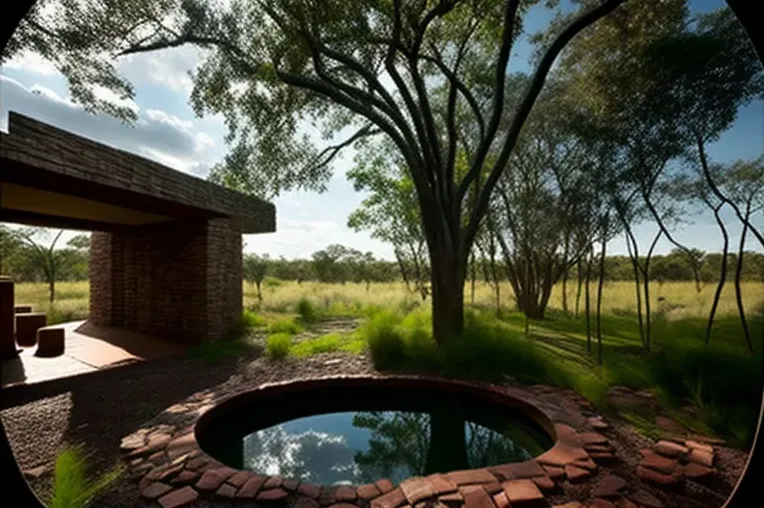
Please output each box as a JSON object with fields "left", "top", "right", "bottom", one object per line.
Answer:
{"left": 120, "top": 375, "right": 612, "bottom": 508}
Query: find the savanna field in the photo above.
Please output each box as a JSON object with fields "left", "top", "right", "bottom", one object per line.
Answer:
{"left": 13, "top": 278, "right": 764, "bottom": 448}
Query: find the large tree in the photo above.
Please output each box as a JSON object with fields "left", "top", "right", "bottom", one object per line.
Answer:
{"left": 4, "top": 0, "right": 631, "bottom": 343}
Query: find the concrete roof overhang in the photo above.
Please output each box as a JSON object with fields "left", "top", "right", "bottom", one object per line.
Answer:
{"left": 0, "top": 112, "right": 275, "bottom": 234}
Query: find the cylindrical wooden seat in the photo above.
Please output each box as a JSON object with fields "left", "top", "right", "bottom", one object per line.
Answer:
{"left": 15, "top": 313, "right": 47, "bottom": 347}
{"left": 14, "top": 305, "right": 33, "bottom": 314}
{"left": 35, "top": 327, "right": 65, "bottom": 357}
{"left": 0, "top": 279, "right": 16, "bottom": 359}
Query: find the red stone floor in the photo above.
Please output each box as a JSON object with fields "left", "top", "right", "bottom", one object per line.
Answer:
{"left": 1, "top": 320, "right": 187, "bottom": 388}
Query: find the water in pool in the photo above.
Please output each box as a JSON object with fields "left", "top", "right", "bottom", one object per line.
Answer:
{"left": 235, "top": 410, "right": 549, "bottom": 485}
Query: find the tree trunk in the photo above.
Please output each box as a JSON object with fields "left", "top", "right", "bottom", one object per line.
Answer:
{"left": 643, "top": 230, "right": 662, "bottom": 353}
{"left": 561, "top": 235, "right": 570, "bottom": 314}
{"left": 431, "top": 252, "right": 465, "bottom": 345}
{"left": 562, "top": 271, "right": 569, "bottom": 315}
{"left": 470, "top": 252, "right": 476, "bottom": 306}
{"left": 575, "top": 258, "right": 583, "bottom": 318}
{"left": 49, "top": 277, "right": 55, "bottom": 304}
{"left": 256, "top": 281, "right": 263, "bottom": 301}
{"left": 735, "top": 205, "right": 754, "bottom": 354}
{"left": 625, "top": 230, "right": 646, "bottom": 350}
{"left": 596, "top": 234, "right": 606, "bottom": 366}
{"left": 585, "top": 247, "right": 592, "bottom": 353}
{"left": 706, "top": 206, "right": 729, "bottom": 347}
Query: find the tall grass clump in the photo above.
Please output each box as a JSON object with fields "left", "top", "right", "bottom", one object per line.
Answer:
{"left": 266, "top": 333, "right": 293, "bottom": 359}
{"left": 241, "top": 309, "right": 267, "bottom": 329}
{"left": 267, "top": 316, "right": 304, "bottom": 335}
{"left": 355, "top": 309, "right": 405, "bottom": 369}
{"left": 49, "top": 447, "right": 122, "bottom": 508}
{"left": 296, "top": 297, "right": 320, "bottom": 323}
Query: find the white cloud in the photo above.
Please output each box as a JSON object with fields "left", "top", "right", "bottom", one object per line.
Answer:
{"left": 117, "top": 46, "right": 207, "bottom": 94}
{"left": 3, "top": 50, "right": 58, "bottom": 76}
{"left": 0, "top": 74, "right": 221, "bottom": 177}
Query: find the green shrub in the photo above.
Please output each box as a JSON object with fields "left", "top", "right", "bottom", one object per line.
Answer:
{"left": 292, "top": 333, "right": 342, "bottom": 357}
{"left": 50, "top": 447, "right": 122, "bottom": 508}
{"left": 242, "top": 309, "right": 267, "bottom": 329}
{"left": 357, "top": 310, "right": 405, "bottom": 369}
{"left": 296, "top": 297, "right": 320, "bottom": 323}
{"left": 263, "top": 276, "right": 284, "bottom": 288}
{"left": 266, "top": 333, "right": 293, "bottom": 359}
{"left": 267, "top": 317, "right": 304, "bottom": 335}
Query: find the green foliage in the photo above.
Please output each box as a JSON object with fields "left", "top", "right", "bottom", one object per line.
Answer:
{"left": 266, "top": 316, "right": 304, "bottom": 335}
{"left": 296, "top": 297, "right": 320, "bottom": 323}
{"left": 291, "top": 332, "right": 365, "bottom": 357}
{"left": 243, "top": 254, "right": 269, "bottom": 286}
{"left": 266, "top": 333, "right": 293, "bottom": 359}
{"left": 241, "top": 309, "right": 267, "bottom": 329}
{"left": 263, "top": 276, "right": 284, "bottom": 288}
{"left": 49, "top": 447, "right": 122, "bottom": 508}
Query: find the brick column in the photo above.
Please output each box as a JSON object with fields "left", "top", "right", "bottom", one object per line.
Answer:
{"left": 0, "top": 278, "right": 16, "bottom": 359}
{"left": 89, "top": 219, "right": 243, "bottom": 344}
{"left": 206, "top": 218, "right": 243, "bottom": 341}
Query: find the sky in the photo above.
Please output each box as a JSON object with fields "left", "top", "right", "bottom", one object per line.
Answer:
{"left": 0, "top": 0, "right": 762, "bottom": 260}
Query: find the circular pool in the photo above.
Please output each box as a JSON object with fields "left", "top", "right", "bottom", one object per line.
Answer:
{"left": 195, "top": 377, "right": 555, "bottom": 485}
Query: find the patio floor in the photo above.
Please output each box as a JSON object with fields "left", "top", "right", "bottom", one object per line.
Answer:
{"left": 1, "top": 320, "right": 188, "bottom": 389}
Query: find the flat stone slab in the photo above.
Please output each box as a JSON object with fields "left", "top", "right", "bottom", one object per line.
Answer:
{"left": 141, "top": 481, "right": 172, "bottom": 499}
{"left": 425, "top": 474, "right": 458, "bottom": 495}
{"left": 257, "top": 488, "right": 289, "bottom": 502}
{"left": 502, "top": 479, "right": 544, "bottom": 503}
{"left": 445, "top": 469, "right": 496, "bottom": 486}
{"left": 689, "top": 448, "right": 714, "bottom": 467}
{"left": 195, "top": 470, "right": 227, "bottom": 491}
{"left": 461, "top": 485, "right": 494, "bottom": 508}
{"left": 592, "top": 474, "right": 627, "bottom": 498}
{"left": 654, "top": 440, "right": 688, "bottom": 458}
{"left": 685, "top": 463, "right": 714, "bottom": 480}
{"left": 640, "top": 450, "right": 679, "bottom": 474}
{"left": 636, "top": 466, "right": 681, "bottom": 486}
{"left": 531, "top": 475, "right": 555, "bottom": 491}
{"left": 237, "top": 475, "right": 267, "bottom": 498}
{"left": 537, "top": 443, "right": 588, "bottom": 467}
{"left": 564, "top": 465, "right": 591, "bottom": 483}
{"left": 299, "top": 483, "right": 322, "bottom": 499}
{"left": 158, "top": 486, "right": 199, "bottom": 508}
{"left": 628, "top": 489, "right": 664, "bottom": 508}
{"left": 335, "top": 485, "right": 357, "bottom": 501}
{"left": 372, "top": 488, "right": 406, "bottom": 508}
{"left": 357, "top": 483, "right": 381, "bottom": 500}
{"left": 375, "top": 479, "right": 395, "bottom": 494}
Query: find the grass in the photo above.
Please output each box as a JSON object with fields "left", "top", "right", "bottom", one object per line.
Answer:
{"left": 12, "top": 279, "right": 763, "bottom": 327}
{"left": 49, "top": 447, "right": 122, "bottom": 508}
{"left": 10, "top": 278, "right": 764, "bottom": 447}
{"left": 267, "top": 316, "right": 304, "bottom": 335}
{"left": 266, "top": 333, "right": 293, "bottom": 359}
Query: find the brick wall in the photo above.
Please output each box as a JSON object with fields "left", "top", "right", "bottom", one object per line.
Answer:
{"left": 90, "top": 218, "right": 242, "bottom": 343}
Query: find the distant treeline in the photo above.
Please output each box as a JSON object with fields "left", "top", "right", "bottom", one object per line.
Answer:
{"left": 243, "top": 246, "right": 764, "bottom": 287}
{"left": 2, "top": 230, "right": 762, "bottom": 285}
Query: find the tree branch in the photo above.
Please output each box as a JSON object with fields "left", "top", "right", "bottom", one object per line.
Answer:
{"left": 457, "top": 0, "right": 521, "bottom": 204}
{"left": 463, "top": 0, "right": 630, "bottom": 253}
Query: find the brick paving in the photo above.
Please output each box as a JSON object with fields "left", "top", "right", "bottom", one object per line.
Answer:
{"left": 117, "top": 375, "right": 728, "bottom": 508}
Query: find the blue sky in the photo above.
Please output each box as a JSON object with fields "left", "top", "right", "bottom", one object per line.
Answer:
{"left": 1, "top": 0, "right": 761, "bottom": 259}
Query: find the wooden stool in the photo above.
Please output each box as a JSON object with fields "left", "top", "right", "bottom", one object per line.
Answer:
{"left": 14, "top": 305, "right": 33, "bottom": 314}
{"left": 15, "top": 313, "right": 47, "bottom": 347}
{"left": 0, "top": 279, "right": 16, "bottom": 359}
{"left": 35, "top": 327, "right": 65, "bottom": 357}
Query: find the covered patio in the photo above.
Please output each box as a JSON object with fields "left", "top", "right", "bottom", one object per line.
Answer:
{"left": 0, "top": 111, "right": 275, "bottom": 385}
